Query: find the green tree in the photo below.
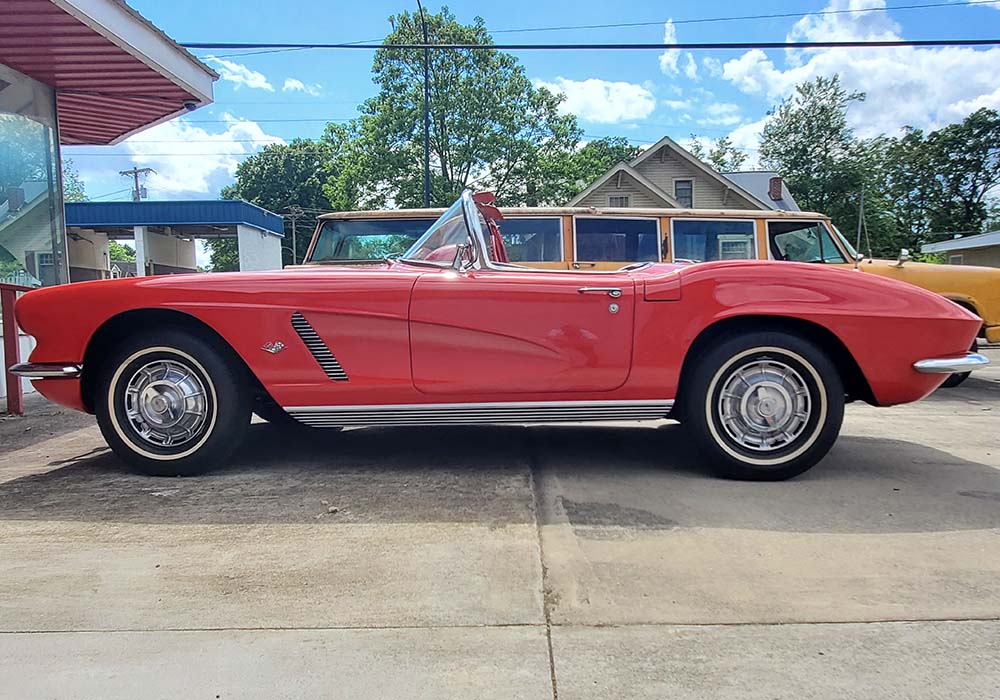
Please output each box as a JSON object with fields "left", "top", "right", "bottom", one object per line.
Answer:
{"left": 876, "top": 109, "right": 1000, "bottom": 253}
{"left": 923, "top": 108, "right": 1000, "bottom": 235}
{"left": 688, "top": 135, "right": 748, "bottom": 172}
{"left": 205, "top": 237, "right": 240, "bottom": 272}
{"left": 533, "top": 136, "right": 643, "bottom": 205}
{"left": 759, "top": 76, "right": 893, "bottom": 253}
{"left": 108, "top": 241, "right": 135, "bottom": 262}
{"left": 329, "top": 7, "right": 580, "bottom": 208}
{"left": 212, "top": 139, "right": 341, "bottom": 269}
{"left": 61, "top": 158, "right": 87, "bottom": 202}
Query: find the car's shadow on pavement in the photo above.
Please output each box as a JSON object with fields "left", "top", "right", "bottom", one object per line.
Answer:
{"left": 0, "top": 421, "right": 998, "bottom": 535}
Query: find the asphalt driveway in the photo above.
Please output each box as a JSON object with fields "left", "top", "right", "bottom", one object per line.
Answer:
{"left": 1, "top": 347, "right": 998, "bottom": 699}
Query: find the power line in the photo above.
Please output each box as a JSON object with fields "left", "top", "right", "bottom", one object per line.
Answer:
{"left": 181, "top": 38, "right": 1000, "bottom": 51}
{"left": 486, "top": 0, "right": 1000, "bottom": 35}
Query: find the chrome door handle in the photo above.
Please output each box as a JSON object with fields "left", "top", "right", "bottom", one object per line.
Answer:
{"left": 577, "top": 287, "right": 622, "bottom": 298}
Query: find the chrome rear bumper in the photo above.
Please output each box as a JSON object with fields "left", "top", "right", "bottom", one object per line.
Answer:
{"left": 8, "top": 363, "right": 82, "bottom": 379}
{"left": 913, "top": 352, "right": 990, "bottom": 374}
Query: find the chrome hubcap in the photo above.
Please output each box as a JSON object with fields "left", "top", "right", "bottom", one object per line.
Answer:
{"left": 123, "top": 359, "right": 209, "bottom": 448}
{"left": 717, "top": 358, "right": 811, "bottom": 452}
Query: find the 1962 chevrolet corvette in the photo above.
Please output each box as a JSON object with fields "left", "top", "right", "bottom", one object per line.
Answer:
{"left": 12, "top": 191, "right": 989, "bottom": 480}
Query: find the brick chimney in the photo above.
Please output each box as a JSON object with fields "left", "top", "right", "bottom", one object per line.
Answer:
{"left": 768, "top": 176, "right": 783, "bottom": 201}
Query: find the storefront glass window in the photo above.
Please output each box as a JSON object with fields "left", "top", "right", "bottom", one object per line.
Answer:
{"left": 0, "top": 63, "right": 67, "bottom": 287}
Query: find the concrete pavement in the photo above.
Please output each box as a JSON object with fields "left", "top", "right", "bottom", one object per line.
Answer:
{"left": 0, "top": 347, "right": 998, "bottom": 698}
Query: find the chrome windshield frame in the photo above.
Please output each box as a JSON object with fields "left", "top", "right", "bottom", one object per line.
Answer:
{"left": 398, "top": 194, "right": 484, "bottom": 271}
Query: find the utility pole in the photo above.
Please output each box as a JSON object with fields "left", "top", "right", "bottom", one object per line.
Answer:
{"left": 417, "top": 0, "right": 431, "bottom": 207}
{"left": 286, "top": 205, "right": 305, "bottom": 265}
{"left": 118, "top": 167, "right": 155, "bottom": 201}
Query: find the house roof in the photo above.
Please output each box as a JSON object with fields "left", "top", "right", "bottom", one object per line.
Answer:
{"left": 565, "top": 162, "right": 681, "bottom": 207}
{"left": 1, "top": 0, "right": 216, "bottom": 145}
{"left": 721, "top": 171, "right": 800, "bottom": 211}
{"left": 627, "top": 135, "right": 773, "bottom": 210}
{"left": 65, "top": 200, "right": 284, "bottom": 238}
{"left": 921, "top": 230, "right": 1000, "bottom": 253}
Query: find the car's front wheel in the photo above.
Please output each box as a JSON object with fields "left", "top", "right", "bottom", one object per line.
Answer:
{"left": 95, "top": 329, "right": 250, "bottom": 476}
{"left": 682, "top": 331, "right": 845, "bottom": 481}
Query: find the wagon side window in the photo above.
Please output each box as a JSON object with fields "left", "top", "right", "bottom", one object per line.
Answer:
{"left": 768, "top": 221, "right": 846, "bottom": 264}
{"left": 498, "top": 218, "right": 563, "bottom": 262}
{"left": 671, "top": 219, "right": 756, "bottom": 263}
{"left": 574, "top": 217, "right": 659, "bottom": 262}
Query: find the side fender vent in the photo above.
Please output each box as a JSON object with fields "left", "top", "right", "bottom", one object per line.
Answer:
{"left": 291, "top": 311, "right": 349, "bottom": 381}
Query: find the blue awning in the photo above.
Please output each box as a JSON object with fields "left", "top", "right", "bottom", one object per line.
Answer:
{"left": 65, "top": 200, "right": 284, "bottom": 237}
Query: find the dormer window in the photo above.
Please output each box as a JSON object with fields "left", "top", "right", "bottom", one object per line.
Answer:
{"left": 674, "top": 179, "right": 693, "bottom": 208}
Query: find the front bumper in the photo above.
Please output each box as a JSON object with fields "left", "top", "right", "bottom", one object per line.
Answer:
{"left": 8, "top": 362, "right": 82, "bottom": 379}
{"left": 913, "top": 352, "right": 990, "bottom": 374}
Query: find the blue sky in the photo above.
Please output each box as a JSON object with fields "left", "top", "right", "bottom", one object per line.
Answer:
{"left": 65, "top": 0, "right": 1000, "bottom": 204}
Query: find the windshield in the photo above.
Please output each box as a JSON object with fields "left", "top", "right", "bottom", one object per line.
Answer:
{"left": 830, "top": 224, "right": 860, "bottom": 259}
{"left": 310, "top": 218, "right": 430, "bottom": 262}
{"left": 401, "top": 198, "right": 474, "bottom": 265}
{"left": 769, "top": 221, "right": 847, "bottom": 264}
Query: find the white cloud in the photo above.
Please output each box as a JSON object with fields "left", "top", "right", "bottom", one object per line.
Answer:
{"left": 663, "top": 99, "right": 692, "bottom": 110}
{"left": 206, "top": 56, "right": 274, "bottom": 91}
{"left": 720, "top": 0, "right": 1000, "bottom": 136}
{"left": 702, "top": 57, "right": 723, "bottom": 77}
{"left": 683, "top": 53, "right": 699, "bottom": 80}
{"left": 533, "top": 77, "right": 656, "bottom": 123}
{"left": 659, "top": 20, "right": 679, "bottom": 75}
{"left": 123, "top": 113, "right": 285, "bottom": 195}
{"left": 282, "top": 78, "right": 322, "bottom": 97}
{"left": 702, "top": 102, "right": 742, "bottom": 126}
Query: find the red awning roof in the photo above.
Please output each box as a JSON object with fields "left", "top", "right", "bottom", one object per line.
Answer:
{"left": 1, "top": 0, "right": 216, "bottom": 145}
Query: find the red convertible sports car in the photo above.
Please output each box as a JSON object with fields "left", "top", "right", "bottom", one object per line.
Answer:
{"left": 12, "top": 191, "right": 989, "bottom": 480}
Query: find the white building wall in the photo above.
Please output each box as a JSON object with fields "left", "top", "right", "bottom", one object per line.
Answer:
{"left": 0, "top": 322, "right": 37, "bottom": 399}
{"left": 144, "top": 229, "right": 195, "bottom": 269}
{"left": 67, "top": 229, "right": 109, "bottom": 271}
{"left": 237, "top": 224, "right": 283, "bottom": 271}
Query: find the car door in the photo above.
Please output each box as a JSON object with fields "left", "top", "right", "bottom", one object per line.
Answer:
{"left": 409, "top": 268, "right": 635, "bottom": 395}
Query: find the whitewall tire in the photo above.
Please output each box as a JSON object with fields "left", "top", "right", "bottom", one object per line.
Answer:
{"left": 682, "top": 331, "right": 845, "bottom": 481}
{"left": 95, "top": 329, "right": 250, "bottom": 476}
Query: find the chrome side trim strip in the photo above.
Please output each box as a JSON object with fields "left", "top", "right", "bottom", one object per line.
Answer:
{"left": 284, "top": 400, "right": 673, "bottom": 427}
{"left": 290, "top": 311, "right": 349, "bottom": 381}
{"left": 8, "top": 363, "right": 82, "bottom": 379}
{"left": 913, "top": 352, "right": 990, "bottom": 374}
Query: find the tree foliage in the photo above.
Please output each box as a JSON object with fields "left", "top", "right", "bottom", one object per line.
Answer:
{"left": 761, "top": 76, "right": 1000, "bottom": 256}
{"left": 61, "top": 158, "right": 87, "bottom": 202}
{"left": 108, "top": 241, "right": 135, "bottom": 262}
{"left": 326, "top": 7, "right": 579, "bottom": 208}
{"left": 688, "top": 136, "right": 748, "bottom": 172}
{"left": 760, "top": 76, "right": 872, "bottom": 244}
{"left": 208, "top": 139, "right": 342, "bottom": 270}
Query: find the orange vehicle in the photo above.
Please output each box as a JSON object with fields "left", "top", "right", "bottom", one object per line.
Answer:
{"left": 305, "top": 205, "right": 999, "bottom": 367}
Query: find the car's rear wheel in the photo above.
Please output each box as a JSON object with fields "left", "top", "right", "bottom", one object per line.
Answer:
{"left": 95, "top": 329, "right": 250, "bottom": 476}
{"left": 682, "top": 331, "right": 845, "bottom": 481}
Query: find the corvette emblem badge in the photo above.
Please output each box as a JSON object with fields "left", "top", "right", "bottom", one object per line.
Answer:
{"left": 262, "top": 341, "right": 285, "bottom": 354}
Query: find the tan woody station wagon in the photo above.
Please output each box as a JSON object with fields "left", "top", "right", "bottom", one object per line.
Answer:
{"left": 304, "top": 206, "right": 1000, "bottom": 351}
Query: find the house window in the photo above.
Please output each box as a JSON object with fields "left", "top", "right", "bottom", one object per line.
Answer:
{"left": 672, "top": 219, "right": 755, "bottom": 263}
{"left": 608, "top": 194, "right": 630, "bottom": 208}
{"left": 674, "top": 179, "right": 693, "bottom": 208}
{"left": 949, "top": 254, "right": 964, "bottom": 265}
{"left": 575, "top": 218, "right": 659, "bottom": 262}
